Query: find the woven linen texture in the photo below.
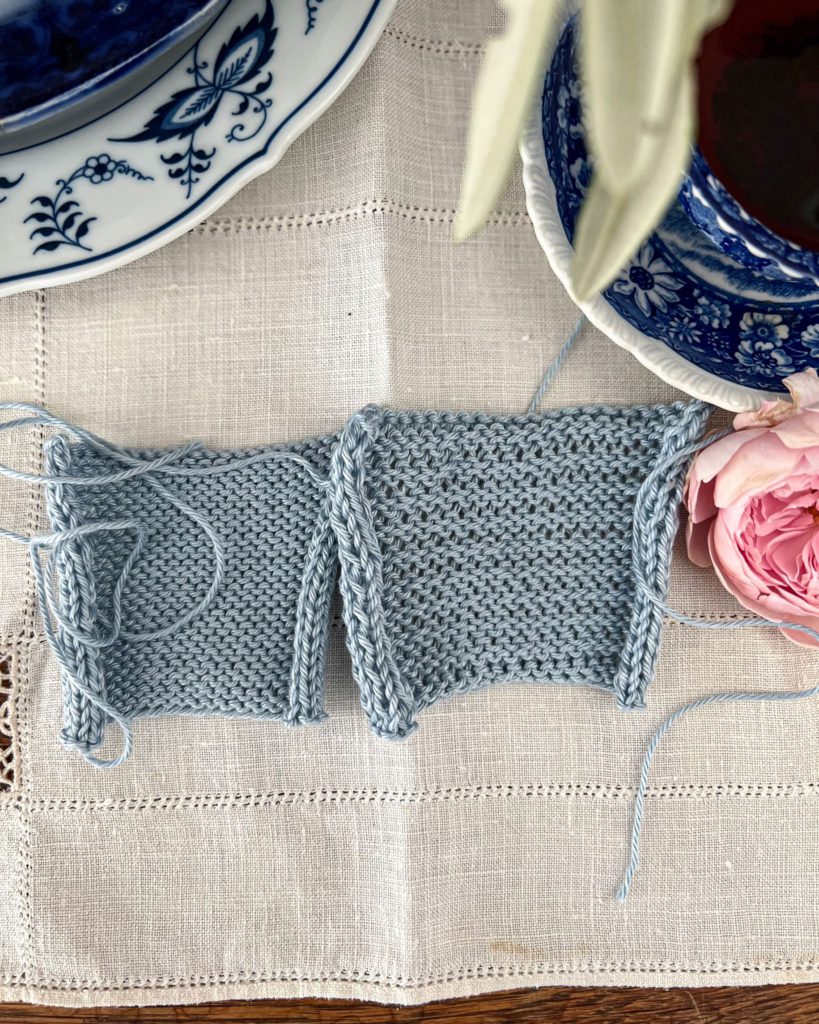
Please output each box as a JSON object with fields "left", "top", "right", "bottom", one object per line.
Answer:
{"left": 2, "top": 0, "right": 819, "bottom": 1007}
{"left": 43, "top": 432, "right": 336, "bottom": 758}
{"left": 330, "top": 402, "right": 710, "bottom": 738}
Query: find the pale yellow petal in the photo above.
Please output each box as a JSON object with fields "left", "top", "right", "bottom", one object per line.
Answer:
{"left": 454, "top": 0, "right": 560, "bottom": 242}
{"left": 573, "top": 0, "right": 731, "bottom": 299}
{"left": 571, "top": 68, "right": 694, "bottom": 302}
{"left": 581, "top": 0, "right": 731, "bottom": 190}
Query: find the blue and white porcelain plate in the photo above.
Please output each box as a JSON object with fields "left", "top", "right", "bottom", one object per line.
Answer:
{"left": 0, "top": 0, "right": 395, "bottom": 297}
{"left": 520, "top": 15, "right": 819, "bottom": 411}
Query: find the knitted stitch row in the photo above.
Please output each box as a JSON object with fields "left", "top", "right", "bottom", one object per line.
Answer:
{"left": 23, "top": 397, "right": 709, "bottom": 762}
{"left": 9, "top": 383, "right": 819, "bottom": 901}
{"left": 44, "top": 431, "right": 337, "bottom": 762}
{"left": 328, "top": 402, "right": 711, "bottom": 738}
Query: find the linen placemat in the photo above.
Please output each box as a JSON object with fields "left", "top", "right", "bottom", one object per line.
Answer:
{"left": 1, "top": 0, "right": 818, "bottom": 1006}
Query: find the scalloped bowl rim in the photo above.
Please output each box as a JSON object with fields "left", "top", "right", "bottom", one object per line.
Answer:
{"left": 519, "top": 97, "right": 785, "bottom": 413}
{"left": 0, "top": 0, "right": 398, "bottom": 298}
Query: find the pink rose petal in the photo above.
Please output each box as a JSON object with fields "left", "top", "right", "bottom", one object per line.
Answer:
{"left": 713, "top": 433, "right": 803, "bottom": 508}
{"left": 779, "top": 624, "right": 819, "bottom": 649}
{"left": 686, "top": 516, "right": 713, "bottom": 568}
{"left": 734, "top": 399, "right": 796, "bottom": 430}
{"left": 684, "top": 472, "right": 717, "bottom": 524}
{"left": 681, "top": 370, "right": 819, "bottom": 647}
{"left": 690, "top": 427, "right": 766, "bottom": 486}
{"left": 770, "top": 413, "right": 819, "bottom": 449}
{"left": 709, "top": 514, "right": 819, "bottom": 618}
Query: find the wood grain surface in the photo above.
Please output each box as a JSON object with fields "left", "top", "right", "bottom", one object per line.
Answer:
{"left": 3, "top": 985, "right": 819, "bottom": 1022}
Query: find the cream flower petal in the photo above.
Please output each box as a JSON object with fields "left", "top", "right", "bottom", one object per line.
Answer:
{"left": 784, "top": 367, "right": 819, "bottom": 410}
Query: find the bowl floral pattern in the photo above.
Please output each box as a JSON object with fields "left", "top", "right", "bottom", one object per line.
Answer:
{"left": 539, "top": 18, "right": 819, "bottom": 397}
{"left": 681, "top": 149, "right": 819, "bottom": 288}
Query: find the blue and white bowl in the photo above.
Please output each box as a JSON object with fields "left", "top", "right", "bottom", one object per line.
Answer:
{"left": 0, "top": 0, "right": 229, "bottom": 153}
{"left": 0, "top": 0, "right": 397, "bottom": 297}
{"left": 521, "top": 13, "right": 819, "bottom": 411}
{"left": 680, "top": 149, "right": 819, "bottom": 288}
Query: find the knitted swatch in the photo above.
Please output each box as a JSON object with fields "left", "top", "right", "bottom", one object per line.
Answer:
{"left": 329, "top": 402, "right": 711, "bottom": 739}
{"left": 2, "top": 388, "right": 710, "bottom": 765}
{"left": 43, "top": 431, "right": 336, "bottom": 764}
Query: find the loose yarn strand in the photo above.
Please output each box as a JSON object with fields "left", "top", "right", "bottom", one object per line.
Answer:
{"left": 0, "top": 402, "right": 327, "bottom": 766}
{"left": 0, "top": 403, "right": 327, "bottom": 489}
{"left": 616, "top": 682, "right": 819, "bottom": 901}
{"left": 28, "top": 542, "right": 134, "bottom": 768}
{"left": 617, "top": 425, "right": 819, "bottom": 899}
{"left": 528, "top": 315, "right": 586, "bottom": 414}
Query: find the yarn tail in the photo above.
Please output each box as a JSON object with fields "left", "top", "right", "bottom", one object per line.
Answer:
{"left": 618, "top": 412, "right": 819, "bottom": 900}
{"left": 617, "top": 674, "right": 819, "bottom": 902}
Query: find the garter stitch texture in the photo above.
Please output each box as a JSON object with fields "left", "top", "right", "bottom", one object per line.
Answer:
{"left": 44, "top": 432, "right": 336, "bottom": 760}
{"left": 328, "top": 402, "right": 710, "bottom": 739}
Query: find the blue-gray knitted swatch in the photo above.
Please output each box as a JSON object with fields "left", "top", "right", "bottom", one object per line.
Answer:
{"left": 42, "top": 430, "right": 336, "bottom": 764}
{"left": 329, "top": 402, "right": 710, "bottom": 739}
{"left": 4, "top": 394, "right": 709, "bottom": 765}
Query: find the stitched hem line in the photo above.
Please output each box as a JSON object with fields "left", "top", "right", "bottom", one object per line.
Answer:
{"left": 4, "top": 958, "right": 819, "bottom": 993}
{"left": 195, "top": 199, "right": 531, "bottom": 237}
{"left": 383, "top": 24, "right": 486, "bottom": 56}
{"left": 21, "top": 290, "right": 47, "bottom": 641}
{"left": 14, "top": 290, "right": 47, "bottom": 990}
{"left": 19, "top": 780, "right": 819, "bottom": 814}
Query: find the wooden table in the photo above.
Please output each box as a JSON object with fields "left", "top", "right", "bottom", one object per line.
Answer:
{"left": 2, "top": 985, "right": 818, "bottom": 1022}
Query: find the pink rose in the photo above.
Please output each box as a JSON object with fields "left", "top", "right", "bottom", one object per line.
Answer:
{"left": 685, "top": 368, "right": 819, "bottom": 647}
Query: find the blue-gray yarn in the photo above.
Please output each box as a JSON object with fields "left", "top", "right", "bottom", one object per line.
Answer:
{"left": 328, "top": 399, "right": 711, "bottom": 739}
{"left": 615, "top": 682, "right": 819, "bottom": 902}
{"left": 3, "top": 372, "right": 818, "bottom": 906}
{"left": 613, "top": 424, "right": 819, "bottom": 901}
{"left": 527, "top": 315, "right": 586, "bottom": 415}
{"left": 0, "top": 404, "right": 337, "bottom": 767}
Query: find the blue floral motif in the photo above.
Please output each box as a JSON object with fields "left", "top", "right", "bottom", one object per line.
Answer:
{"left": 739, "top": 311, "right": 789, "bottom": 346}
{"left": 540, "top": 17, "right": 819, "bottom": 394}
{"left": 611, "top": 243, "right": 683, "bottom": 316}
{"left": 114, "top": 1, "right": 277, "bottom": 199}
{"left": 801, "top": 323, "right": 819, "bottom": 362}
{"left": 735, "top": 313, "right": 794, "bottom": 377}
{"left": 25, "top": 154, "right": 152, "bottom": 254}
{"left": 693, "top": 293, "right": 730, "bottom": 330}
{"left": 305, "top": 0, "right": 328, "bottom": 33}
{"left": 665, "top": 311, "right": 703, "bottom": 350}
{"left": 685, "top": 148, "right": 819, "bottom": 287}
{"left": 0, "top": 172, "right": 23, "bottom": 206}
{"left": 557, "top": 80, "right": 582, "bottom": 139}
